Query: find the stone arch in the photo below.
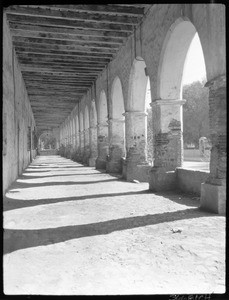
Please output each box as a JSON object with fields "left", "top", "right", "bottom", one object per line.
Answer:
{"left": 127, "top": 57, "right": 148, "bottom": 112}
{"left": 157, "top": 17, "right": 197, "bottom": 100}
{"left": 38, "top": 130, "right": 56, "bottom": 150}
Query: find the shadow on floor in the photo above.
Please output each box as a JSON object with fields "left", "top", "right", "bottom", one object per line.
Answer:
{"left": 4, "top": 190, "right": 152, "bottom": 211}
{"left": 19, "top": 172, "right": 106, "bottom": 179}
{"left": 7, "top": 178, "right": 119, "bottom": 190}
{"left": 28, "top": 165, "right": 88, "bottom": 169}
{"left": 4, "top": 207, "right": 216, "bottom": 255}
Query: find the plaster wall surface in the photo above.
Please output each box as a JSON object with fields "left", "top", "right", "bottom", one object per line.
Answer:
{"left": 176, "top": 168, "right": 210, "bottom": 196}
{"left": 3, "top": 15, "right": 36, "bottom": 194}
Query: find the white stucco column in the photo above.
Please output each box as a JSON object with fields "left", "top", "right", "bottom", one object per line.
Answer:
{"left": 96, "top": 122, "right": 109, "bottom": 170}
{"left": 106, "top": 117, "right": 125, "bottom": 173}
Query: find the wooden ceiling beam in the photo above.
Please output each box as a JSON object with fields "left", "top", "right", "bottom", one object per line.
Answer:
{"left": 19, "top": 60, "right": 106, "bottom": 68}
{"left": 22, "top": 75, "right": 96, "bottom": 80}
{"left": 26, "top": 5, "right": 146, "bottom": 16}
{"left": 12, "top": 36, "right": 120, "bottom": 50}
{"left": 13, "top": 42, "right": 117, "bottom": 54}
{"left": 19, "top": 63, "right": 104, "bottom": 72}
{"left": 6, "top": 6, "right": 141, "bottom": 25}
{"left": 7, "top": 14, "right": 134, "bottom": 32}
{"left": 21, "top": 70, "right": 98, "bottom": 76}
{"left": 23, "top": 77, "right": 94, "bottom": 83}
{"left": 28, "top": 86, "right": 88, "bottom": 92}
{"left": 25, "top": 79, "right": 92, "bottom": 84}
{"left": 10, "top": 29, "right": 124, "bottom": 45}
{"left": 9, "top": 23, "right": 129, "bottom": 38}
{"left": 15, "top": 47, "right": 113, "bottom": 59}
{"left": 16, "top": 52, "right": 110, "bottom": 63}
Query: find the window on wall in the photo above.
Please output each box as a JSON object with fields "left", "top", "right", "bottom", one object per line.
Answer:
{"left": 27, "top": 126, "right": 31, "bottom": 151}
{"left": 3, "top": 112, "right": 7, "bottom": 155}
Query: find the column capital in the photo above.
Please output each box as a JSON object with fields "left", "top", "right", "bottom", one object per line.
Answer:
{"left": 150, "top": 99, "right": 186, "bottom": 106}
{"left": 123, "top": 111, "right": 148, "bottom": 117}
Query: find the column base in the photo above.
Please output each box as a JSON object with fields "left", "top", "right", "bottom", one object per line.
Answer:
{"left": 106, "top": 160, "right": 122, "bottom": 174}
{"left": 149, "top": 167, "right": 176, "bottom": 191}
{"left": 126, "top": 160, "right": 151, "bottom": 182}
{"left": 96, "top": 158, "right": 107, "bottom": 170}
{"left": 200, "top": 182, "right": 226, "bottom": 215}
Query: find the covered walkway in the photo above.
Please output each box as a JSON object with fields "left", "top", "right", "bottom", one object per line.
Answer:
{"left": 4, "top": 156, "right": 225, "bottom": 295}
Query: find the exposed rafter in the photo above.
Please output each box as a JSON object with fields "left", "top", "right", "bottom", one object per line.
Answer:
{"left": 4, "top": 4, "right": 152, "bottom": 129}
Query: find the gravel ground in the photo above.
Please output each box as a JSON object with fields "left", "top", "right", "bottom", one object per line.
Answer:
{"left": 3, "top": 155, "right": 225, "bottom": 295}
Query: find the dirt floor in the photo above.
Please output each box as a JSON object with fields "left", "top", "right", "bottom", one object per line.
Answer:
{"left": 3, "top": 156, "right": 225, "bottom": 295}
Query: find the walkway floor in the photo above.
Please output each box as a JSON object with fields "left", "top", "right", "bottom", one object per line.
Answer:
{"left": 4, "top": 156, "right": 225, "bottom": 295}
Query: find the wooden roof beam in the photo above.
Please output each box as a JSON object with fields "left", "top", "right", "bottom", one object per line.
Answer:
{"left": 16, "top": 53, "right": 110, "bottom": 63}
{"left": 12, "top": 36, "right": 120, "bottom": 49}
{"left": 25, "top": 5, "right": 146, "bottom": 16}
{"left": 15, "top": 47, "right": 113, "bottom": 59}
{"left": 10, "top": 29, "right": 124, "bottom": 45}
{"left": 7, "top": 14, "right": 134, "bottom": 32}
{"left": 9, "top": 23, "right": 129, "bottom": 38}
{"left": 6, "top": 6, "right": 142, "bottom": 25}
{"left": 13, "top": 42, "right": 117, "bottom": 54}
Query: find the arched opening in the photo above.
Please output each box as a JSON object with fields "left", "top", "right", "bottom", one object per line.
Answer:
{"left": 157, "top": 18, "right": 196, "bottom": 100}
{"left": 38, "top": 131, "right": 56, "bottom": 151}
{"left": 107, "top": 76, "right": 125, "bottom": 173}
{"left": 153, "top": 18, "right": 200, "bottom": 171}
{"left": 157, "top": 18, "right": 209, "bottom": 171}
{"left": 96, "top": 90, "right": 109, "bottom": 169}
{"left": 182, "top": 33, "right": 210, "bottom": 171}
{"left": 98, "top": 90, "right": 108, "bottom": 124}
{"left": 128, "top": 58, "right": 148, "bottom": 112}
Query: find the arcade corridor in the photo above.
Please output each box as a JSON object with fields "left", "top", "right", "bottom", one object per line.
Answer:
{"left": 4, "top": 155, "right": 225, "bottom": 295}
